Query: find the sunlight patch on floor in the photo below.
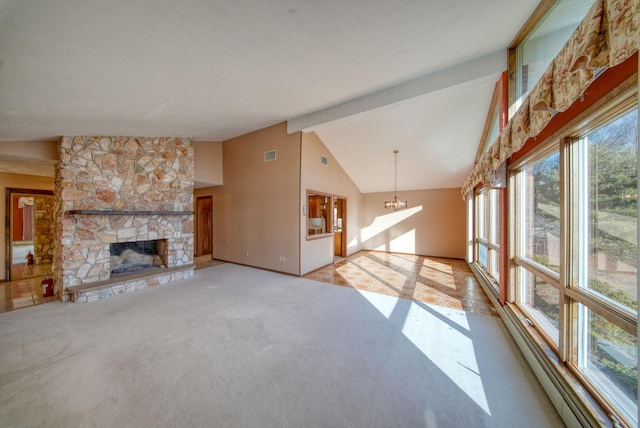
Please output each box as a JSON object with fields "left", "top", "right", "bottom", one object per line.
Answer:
{"left": 401, "top": 302, "right": 491, "bottom": 416}
{"left": 353, "top": 283, "right": 492, "bottom": 416}
{"left": 303, "top": 250, "right": 497, "bottom": 317}
{"left": 355, "top": 288, "right": 399, "bottom": 319}
{"left": 419, "top": 261, "right": 455, "bottom": 289}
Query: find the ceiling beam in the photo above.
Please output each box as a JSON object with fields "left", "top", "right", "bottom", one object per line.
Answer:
{"left": 287, "top": 50, "right": 507, "bottom": 133}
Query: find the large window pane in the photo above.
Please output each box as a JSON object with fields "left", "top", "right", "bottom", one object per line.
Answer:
{"left": 489, "top": 189, "right": 500, "bottom": 244}
{"left": 578, "top": 305, "right": 637, "bottom": 421}
{"left": 516, "top": 0, "right": 592, "bottom": 106}
{"left": 517, "top": 266, "right": 559, "bottom": 341}
{"left": 521, "top": 152, "right": 560, "bottom": 273}
{"left": 576, "top": 109, "right": 638, "bottom": 312}
{"left": 476, "top": 190, "right": 486, "bottom": 240}
{"left": 475, "top": 188, "right": 500, "bottom": 287}
{"left": 478, "top": 243, "right": 488, "bottom": 269}
{"left": 489, "top": 249, "right": 500, "bottom": 282}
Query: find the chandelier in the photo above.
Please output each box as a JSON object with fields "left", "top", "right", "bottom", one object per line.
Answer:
{"left": 384, "top": 149, "right": 407, "bottom": 210}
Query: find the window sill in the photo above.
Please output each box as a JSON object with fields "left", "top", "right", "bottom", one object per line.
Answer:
{"left": 503, "top": 303, "right": 614, "bottom": 427}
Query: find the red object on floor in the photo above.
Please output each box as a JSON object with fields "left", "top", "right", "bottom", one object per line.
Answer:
{"left": 41, "top": 276, "right": 54, "bottom": 297}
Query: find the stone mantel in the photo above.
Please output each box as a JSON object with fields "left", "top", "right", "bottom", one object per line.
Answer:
{"left": 65, "top": 210, "right": 194, "bottom": 216}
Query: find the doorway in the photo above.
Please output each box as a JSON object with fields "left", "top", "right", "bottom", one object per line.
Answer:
{"left": 5, "top": 188, "right": 55, "bottom": 281}
{"left": 2, "top": 188, "right": 55, "bottom": 312}
{"left": 195, "top": 196, "right": 213, "bottom": 257}
{"left": 333, "top": 196, "right": 347, "bottom": 259}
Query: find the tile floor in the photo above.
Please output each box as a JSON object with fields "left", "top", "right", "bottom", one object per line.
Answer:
{"left": 1, "top": 253, "right": 496, "bottom": 317}
{"left": 0, "top": 257, "right": 224, "bottom": 314}
{"left": 1, "top": 263, "right": 55, "bottom": 313}
{"left": 304, "top": 251, "right": 498, "bottom": 317}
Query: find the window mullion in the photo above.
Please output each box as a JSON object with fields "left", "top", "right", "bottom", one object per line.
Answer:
{"left": 559, "top": 137, "right": 571, "bottom": 362}
{"left": 565, "top": 287, "right": 637, "bottom": 336}
{"left": 508, "top": 173, "right": 518, "bottom": 303}
{"left": 514, "top": 256, "right": 560, "bottom": 285}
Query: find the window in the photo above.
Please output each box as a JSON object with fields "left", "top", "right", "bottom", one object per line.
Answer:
{"left": 570, "top": 108, "right": 638, "bottom": 310}
{"left": 475, "top": 187, "right": 501, "bottom": 288}
{"left": 512, "top": 148, "right": 561, "bottom": 343}
{"left": 511, "top": 88, "right": 638, "bottom": 425}
{"left": 513, "top": 0, "right": 593, "bottom": 112}
{"left": 569, "top": 107, "right": 638, "bottom": 421}
{"left": 577, "top": 305, "right": 637, "bottom": 421}
{"left": 470, "top": 78, "right": 505, "bottom": 293}
{"left": 306, "top": 191, "right": 332, "bottom": 236}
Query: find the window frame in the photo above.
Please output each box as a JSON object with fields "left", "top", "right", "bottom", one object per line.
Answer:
{"left": 474, "top": 187, "right": 501, "bottom": 289}
{"left": 508, "top": 76, "right": 638, "bottom": 426}
{"left": 305, "top": 190, "right": 333, "bottom": 240}
{"left": 469, "top": 73, "right": 508, "bottom": 299}
{"left": 507, "top": 0, "right": 592, "bottom": 117}
{"left": 510, "top": 144, "right": 563, "bottom": 347}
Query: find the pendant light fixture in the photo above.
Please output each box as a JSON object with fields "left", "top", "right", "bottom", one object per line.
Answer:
{"left": 384, "top": 149, "right": 407, "bottom": 210}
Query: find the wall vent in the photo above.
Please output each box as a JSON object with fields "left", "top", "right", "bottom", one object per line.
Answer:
{"left": 321, "top": 155, "right": 328, "bottom": 166}
{"left": 264, "top": 150, "right": 277, "bottom": 162}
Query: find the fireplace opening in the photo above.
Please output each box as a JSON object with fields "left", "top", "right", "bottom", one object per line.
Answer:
{"left": 110, "top": 239, "right": 166, "bottom": 275}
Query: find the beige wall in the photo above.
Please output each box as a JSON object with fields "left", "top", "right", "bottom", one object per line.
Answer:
{"left": 362, "top": 188, "right": 466, "bottom": 259}
{"left": 0, "top": 173, "right": 55, "bottom": 281}
{"left": 300, "top": 132, "right": 363, "bottom": 274}
{"left": 0, "top": 137, "right": 465, "bottom": 281}
{"left": 194, "top": 141, "right": 223, "bottom": 187}
{"left": 0, "top": 141, "right": 57, "bottom": 159}
{"left": 212, "top": 122, "right": 301, "bottom": 274}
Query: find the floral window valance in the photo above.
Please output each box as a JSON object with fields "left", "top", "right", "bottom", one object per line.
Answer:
{"left": 462, "top": 0, "right": 639, "bottom": 197}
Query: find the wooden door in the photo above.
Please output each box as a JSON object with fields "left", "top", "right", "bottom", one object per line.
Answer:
{"left": 196, "top": 196, "right": 213, "bottom": 256}
{"left": 333, "top": 197, "right": 346, "bottom": 257}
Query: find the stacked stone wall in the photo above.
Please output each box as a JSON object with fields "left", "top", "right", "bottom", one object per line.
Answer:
{"left": 34, "top": 195, "right": 54, "bottom": 264}
{"left": 53, "top": 136, "right": 194, "bottom": 294}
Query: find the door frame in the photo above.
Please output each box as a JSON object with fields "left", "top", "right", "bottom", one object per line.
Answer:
{"left": 195, "top": 195, "right": 213, "bottom": 257}
{"left": 5, "top": 188, "right": 54, "bottom": 281}
{"left": 333, "top": 195, "right": 347, "bottom": 258}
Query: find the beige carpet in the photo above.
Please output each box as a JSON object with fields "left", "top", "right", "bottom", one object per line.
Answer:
{"left": 0, "top": 263, "right": 563, "bottom": 427}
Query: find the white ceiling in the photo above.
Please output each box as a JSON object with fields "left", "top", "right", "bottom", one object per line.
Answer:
{"left": 0, "top": 0, "right": 540, "bottom": 192}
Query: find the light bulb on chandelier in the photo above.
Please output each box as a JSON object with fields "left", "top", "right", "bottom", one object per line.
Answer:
{"left": 384, "top": 149, "right": 407, "bottom": 210}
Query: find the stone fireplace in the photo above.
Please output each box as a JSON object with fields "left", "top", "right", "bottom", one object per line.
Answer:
{"left": 53, "top": 136, "right": 195, "bottom": 302}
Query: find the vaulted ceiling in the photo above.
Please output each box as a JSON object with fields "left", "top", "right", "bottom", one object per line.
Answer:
{"left": 0, "top": 0, "right": 540, "bottom": 192}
